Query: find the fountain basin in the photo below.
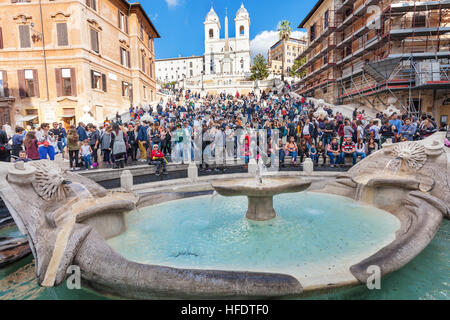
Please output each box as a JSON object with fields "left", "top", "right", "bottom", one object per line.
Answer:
{"left": 107, "top": 192, "right": 401, "bottom": 291}
{"left": 212, "top": 178, "right": 311, "bottom": 221}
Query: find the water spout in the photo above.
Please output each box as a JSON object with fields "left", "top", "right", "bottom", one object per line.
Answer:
{"left": 384, "top": 157, "right": 403, "bottom": 175}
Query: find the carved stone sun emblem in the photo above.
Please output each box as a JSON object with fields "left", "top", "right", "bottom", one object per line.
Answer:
{"left": 30, "top": 161, "right": 69, "bottom": 201}
{"left": 392, "top": 142, "right": 427, "bottom": 171}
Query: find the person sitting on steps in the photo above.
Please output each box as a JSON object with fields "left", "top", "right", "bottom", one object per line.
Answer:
{"left": 150, "top": 144, "right": 168, "bottom": 176}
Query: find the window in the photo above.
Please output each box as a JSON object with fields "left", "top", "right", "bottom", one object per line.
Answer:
{"left": 324, "top": 10, "right": 329, "bottom": 29}
{"left": 240, "top": 26, "right": 245, "bottom": 36}
{"left": 344, "top": 46, "right": 351, "bottom": 57}
{"left": 55, "top": 68, "right": 77, "bottom": 97}
{"left": 143, "top": 85, "right": 147, "bottom": 100}
{"left": 141, "top": 54, "right": 145, "bottom": 73}
{"left": 148, "top": 34, "right": 152, "bottom": 49}
{"left": 413, "top": 14, "right": 426, "bottom": 28}
{"left": 90, "top": 28, "right": 99, "bottom": 53}
{"left": 56, "top": 23, "right": 68, "bottom": 46}
{"left": 323, "top": 53, "right": 328, "bottom": 65}
{"left": 18, "top": 69, "right": 39, "bottom": 98}
{"left": 0, "top": 27, "right": 3, "bottom": 49}
{"left": 19, "top": 25, "right": 31, "bottom": 48}
{"left": 122, "top": 81, "right": 131, "bottom": 97}
{"left": 86, "top": 0, "right": 97, "bottom": 11}
{"left": 91, "top": 70, "right": 106, "bottom": 92}
{"left": 0, "top": 71, "right": 7, "bottom": 97}
{"left": 190, "top": 62, "right": 193, "bottom": 68}
{"left": 120, "top": 47, "right": 130, "bottom": 68}
{"left": 55, "top": 68, "right": 76, "bottom": 96}
{"left": 345, "top": 8, "right": 352, "bottom": 18}
{"left": 209, "top": 29, "right": 214, "bottom": 39}
{"left": 190, "top": 70, "right": 193, "bottom": 77}
{"left": 310, "top": 23, "right": 316, "bottom": 42}
{"left": 149, "top": 59, "right": 153, "bottom": 77}
{"left": 118, "top": 11, "right": 128, "bottom": 33}
{"left": 140, "top": 24, "right": 144, "bottom": 40}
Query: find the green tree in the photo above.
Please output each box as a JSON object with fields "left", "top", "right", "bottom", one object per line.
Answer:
{"left": 290, "top": 56, "right": 307, "bottom": 78}
{"left": 277, "top": 20, "right": 292, "bottom": 82}
{"left": 250, "top": 54, "right": 269, "bottom": 81}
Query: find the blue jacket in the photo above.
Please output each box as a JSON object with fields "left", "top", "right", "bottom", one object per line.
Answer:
{"left": 399, "top": 124, "right": 417, "bottom": 141}
{"left": 137, "top": 125, "right": 148, "bottom": 141}
{"left": 77, "top": 126, "right": 88, "bottom": 141}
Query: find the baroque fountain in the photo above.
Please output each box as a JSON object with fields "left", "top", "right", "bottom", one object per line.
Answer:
{"left": 0, "top": 133, "right": 448, "bottom": 299}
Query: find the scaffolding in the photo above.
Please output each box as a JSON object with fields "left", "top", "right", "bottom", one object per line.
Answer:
{"left": 296, "top": 0, "right": 450, "bottom": 118}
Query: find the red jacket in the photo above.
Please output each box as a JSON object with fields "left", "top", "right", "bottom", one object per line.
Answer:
{"left": 151, "top": 150, "right": 164, "bottom": 160}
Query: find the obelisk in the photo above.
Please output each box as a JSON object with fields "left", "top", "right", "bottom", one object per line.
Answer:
{"left": 221, "top": 8, "right": 233, "bottom": 75}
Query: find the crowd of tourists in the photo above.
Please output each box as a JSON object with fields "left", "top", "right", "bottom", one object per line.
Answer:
{"left": 0, "top": 88, "right": 448, "bottom": 175}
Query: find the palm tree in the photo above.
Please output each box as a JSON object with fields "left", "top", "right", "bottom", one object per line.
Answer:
{"left": 278, "top": 20, "right": 292, "bottom": 82}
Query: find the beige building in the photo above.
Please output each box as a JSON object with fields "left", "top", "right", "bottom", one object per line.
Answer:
{"left": 295, "top": 0, "right": 450, "bottom": 125}
{"left": 268, "top": 37, "right": 307, "bottom": 76}
{"left": 0, "top": 0, "right": 160, "bottom": 128}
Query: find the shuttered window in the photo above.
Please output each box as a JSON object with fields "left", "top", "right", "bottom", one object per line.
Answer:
{"left": 120, "top": 48, "right": 130, "bottom": 68}
{"left": 18, "top": 69, "right": 39, "bottom": 98}
{"left": 0, "top": 28, "right": 3, "bottom": 49}
{"left": 86, "top": 0, "right": 96, "bottom": 11}
{"left": 91, "top": 70, "right": 106, "bottom": 92}
{"left": 0, "top": 71, "right": 7, "bottom": 97}
{"left": 57, "top": 23, "right": 68, "bottom": 46}
{"left": 122, "top": 81, "right": 131, "bottom": 97}
{"left": 19, "top": 25, "right": 31, "bottom": 48}
{"left": 55, "top": 68, "right": 77, "bottom": 97}
{"left": 90, "top": 28, "right": 99, "bottom": 53}
{"left": 102, "top": 73, "right": 107, "bottom": 92}
{"left": 141, "top": 54, "right": 145, "bottom": 73}
{"left": 118, "top": 11, "right": 129, "bottom": 34}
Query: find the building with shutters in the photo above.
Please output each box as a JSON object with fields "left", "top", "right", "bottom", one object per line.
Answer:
{"left": 267, "top": 37, "right": 307, "bottom": 77}
{"left": 0, "top": 0, "right": 160, "bottom": 128}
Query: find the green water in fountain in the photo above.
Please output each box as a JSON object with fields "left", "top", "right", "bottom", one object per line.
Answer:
{"left": 0, "top": 194, "right": 448, "bottom": 300}
{"left": 107, "top": 193, "right": 400, "bottom": 281}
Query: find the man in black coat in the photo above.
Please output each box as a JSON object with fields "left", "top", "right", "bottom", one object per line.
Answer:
{"left": 0, "top": 128, "right": 10, "bottom": 162}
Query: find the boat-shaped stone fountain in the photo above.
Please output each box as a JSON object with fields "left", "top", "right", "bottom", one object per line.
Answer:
{"left": 0, "top": 132, "right": 448, "bottom": 299}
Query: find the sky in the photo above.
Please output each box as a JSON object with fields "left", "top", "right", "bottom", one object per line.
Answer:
{"left": 140, "top": 0, "right": 315, "bottom": 60}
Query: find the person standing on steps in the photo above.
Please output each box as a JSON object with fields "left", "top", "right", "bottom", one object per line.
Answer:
{"left": 110, "top": 124, "right": 127, "bottom": 169}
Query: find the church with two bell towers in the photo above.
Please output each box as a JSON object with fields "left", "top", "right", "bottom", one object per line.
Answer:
{"left": 155, "top": 4, "right": 251, "bottom": 85}
{"left": 204, "top": 3, "right": 251, "bottom": 76}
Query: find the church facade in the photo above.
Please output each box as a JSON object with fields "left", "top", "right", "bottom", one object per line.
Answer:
{"left": 203, "top": 4, "right": 251, "bottom": 76}
{"left": 155, "top": 4, "right": 251, "bottom": 83}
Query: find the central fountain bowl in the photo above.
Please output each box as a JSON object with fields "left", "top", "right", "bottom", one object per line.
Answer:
{"left": 212, "top": 177, "right": 311, "bottom": 221}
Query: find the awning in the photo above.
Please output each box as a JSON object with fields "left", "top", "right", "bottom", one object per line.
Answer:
{"left": 16, "top": 115, "right": 38, "bottom": 122}
{"left": 61, "top": 114, "right": 75, "bottom": 118}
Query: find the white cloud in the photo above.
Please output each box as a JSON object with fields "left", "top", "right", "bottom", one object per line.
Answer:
{"left": 165, "top": 0, "right": 179, "bottom": 8}
{"left": 250, "top": 30, "right": 307, "bottom": 59}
